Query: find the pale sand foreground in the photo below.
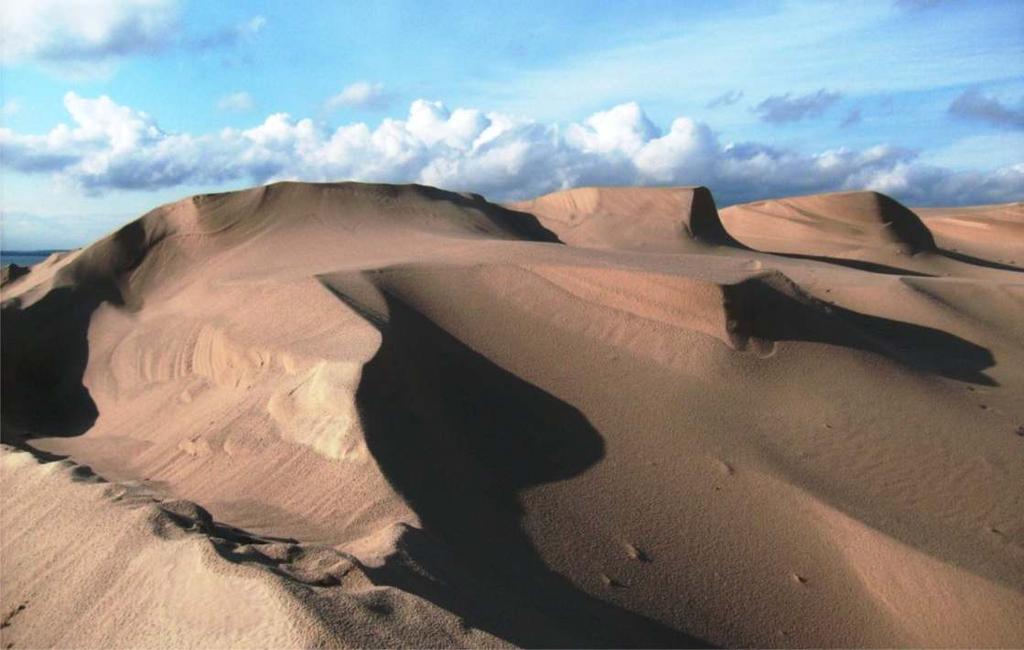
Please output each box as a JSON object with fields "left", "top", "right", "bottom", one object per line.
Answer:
{"left": 2, "top": 183, "right": 1023, "bottom": 648}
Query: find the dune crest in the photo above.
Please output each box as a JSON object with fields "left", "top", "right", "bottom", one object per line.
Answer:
{"left": 3, "top": 181, "right": 1023, "bottom": 648}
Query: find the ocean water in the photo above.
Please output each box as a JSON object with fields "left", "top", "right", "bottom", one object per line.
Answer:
{"left": 1, "top": 251, "right": 61, "bottom": 267}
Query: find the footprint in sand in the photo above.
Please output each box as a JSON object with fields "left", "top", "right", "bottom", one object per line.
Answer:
{"left": 178, "top": 436, "right": 213, "bottom": 457}
{"left": 624, "top": 542, "right": 651, "bottom": 562}
{"left": 600, "top": 573, "right": 626, "bottom": 588}
{"left": 1, "top": 602, "right": 27, "bottom": 629}
{"left": 750, "top": 338, "right": 778, "bottom": 358}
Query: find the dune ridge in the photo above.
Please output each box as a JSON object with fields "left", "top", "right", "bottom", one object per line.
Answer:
{"left": 3, "top": 181, "right": 1023, "bottom": 648}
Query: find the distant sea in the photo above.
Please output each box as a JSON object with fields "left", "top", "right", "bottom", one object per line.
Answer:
{"left": 1, "top": 250, "right": 66, "bottom": 266}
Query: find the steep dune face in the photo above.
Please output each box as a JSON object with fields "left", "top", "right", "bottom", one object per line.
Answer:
{"left": 3, "top": 182, "right": 1023, "bottom": 648}
{"left": 508, "top": 185, "right": 742, "bottom": 251}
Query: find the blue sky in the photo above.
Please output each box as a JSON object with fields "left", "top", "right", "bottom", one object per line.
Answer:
{"left": 2, "top": 0, "right": 1023, "bottom": 249}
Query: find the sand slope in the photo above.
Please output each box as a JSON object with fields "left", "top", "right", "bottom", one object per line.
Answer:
{"left": 2, "top": 182, "right": 1023, "bottom": 648}
{"left": 915, "top": 202, "right": 1024, "bottom": 269}
{"left": 0, "top": 446, "right": 505, "bottom": 648}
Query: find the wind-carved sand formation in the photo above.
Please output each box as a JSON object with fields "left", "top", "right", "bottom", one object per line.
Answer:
{"left": 2, "top": 182, "right": 1023, "bottom": 648}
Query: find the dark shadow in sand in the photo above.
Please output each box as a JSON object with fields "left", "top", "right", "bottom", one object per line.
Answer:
{"left": 705, "top": 216, "right": 937, "bottom": 278}
{"left": 938, "top": 249, "right": 1024, "bottom": 273}
{"left": 715, "top": 223, "right": 937, "bottom": 278}
{"left": 772, "top": 252, "right": 936, "bottom": 277}
{"left": 1, "top": 220, "right": 153, "bottom": 444}
{"left": 331, "top": 284, "right": 709, "bottom": 648}
{"left": 1, "top": 286, "right": 103, "bottom": 440}
{"left": 1, "top": 263, "right": 31, "bottom": 286}
{"left": 727, "top": 277, "right": 998, "bottom": 385}
{"left": 715, "top": 194, "right": 947, "bottom": 277}
{"left": 402, "top": 183, "right": 565, "bottom": 245}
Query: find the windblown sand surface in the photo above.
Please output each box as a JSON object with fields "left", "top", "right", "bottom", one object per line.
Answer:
{"left": 2, "top": 182, "right": 1022, "bottom": 648}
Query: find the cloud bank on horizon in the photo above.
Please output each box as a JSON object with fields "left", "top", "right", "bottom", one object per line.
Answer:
{"left": 4, "top": 93, "right": 1022, "bottom": 211}
{"left": 1, "top": 0, "right": 1022, "bottom": 249}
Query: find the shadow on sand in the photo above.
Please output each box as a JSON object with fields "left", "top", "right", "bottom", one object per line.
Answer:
{"left": 335, "top": 284, "right": 710, "bottom": 648}
{"left": 0, "top": 218, "right": 161, "bottom": 450}
{"left": 1, "top": 286, "right": 104, "bottom": 441}
{"left": 726, "top": 275, "right": 997, "bottom": 385}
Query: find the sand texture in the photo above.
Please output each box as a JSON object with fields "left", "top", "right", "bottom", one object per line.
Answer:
{"left": 2, "top": 182, "right": 1023, "bottom": 648}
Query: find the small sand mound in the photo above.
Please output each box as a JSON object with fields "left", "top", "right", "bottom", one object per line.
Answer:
{"left": 508, "top": 185, "right": 741, "bottom": 251}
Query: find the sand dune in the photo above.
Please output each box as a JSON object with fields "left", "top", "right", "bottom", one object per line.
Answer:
{"left": 915, "top": 202, "right": 1024, "bottom": 269}
{"left": 2, "top": 181, "right": 1023, "bottom": 648}
{"left": 719, "top": 191, "right": 934, "bottom": 256}
{"left": 508, "top": 185, "right": 742, "bottom": 251}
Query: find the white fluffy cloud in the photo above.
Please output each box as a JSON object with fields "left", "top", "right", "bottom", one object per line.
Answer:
{"left": 1, "top": 1, "right": 265, "bottom": 77}
{"left": 2, "top": 92, "right": 1022, "bottom": 206}
{"left": 567, "top": 103, "right": 660, "bottom": 155}
{"left": 2, "top": 99, "right": 23, "bottom": 117}
{"left": 0, "top": 0, "right": 180, "bottom": 62}
{"left": 216, "top": 92, "right": 255, "bottom": 112}
{"left": 324, "top": 82, "right": 391, "bottom": 111}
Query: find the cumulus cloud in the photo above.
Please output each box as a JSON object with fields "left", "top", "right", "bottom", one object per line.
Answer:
{"left": 706, "top": 90, "right": 744, "bottom": 109}
{"left": 948, "top": 88, "right": 1024, "bottom": 129}
{"left": 0, "top": 0, "right": 180, "bottom": 62}
{"left": 216, "top": 92, "right": 255, "bottom": 112}
{"left": 567, "top": 102, "right": 661, "bottom": 155}
{"left": 323, "top": 82, "right": 392, "bottom": 112}
{"left": 0, "top": 1, "right": 265, "bottom": 71}
{"left": 1, "top": 92, "right": 1021, "bottom": 206}
{"left": 755, "top": 89, "right": 842, "bottom": 123}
